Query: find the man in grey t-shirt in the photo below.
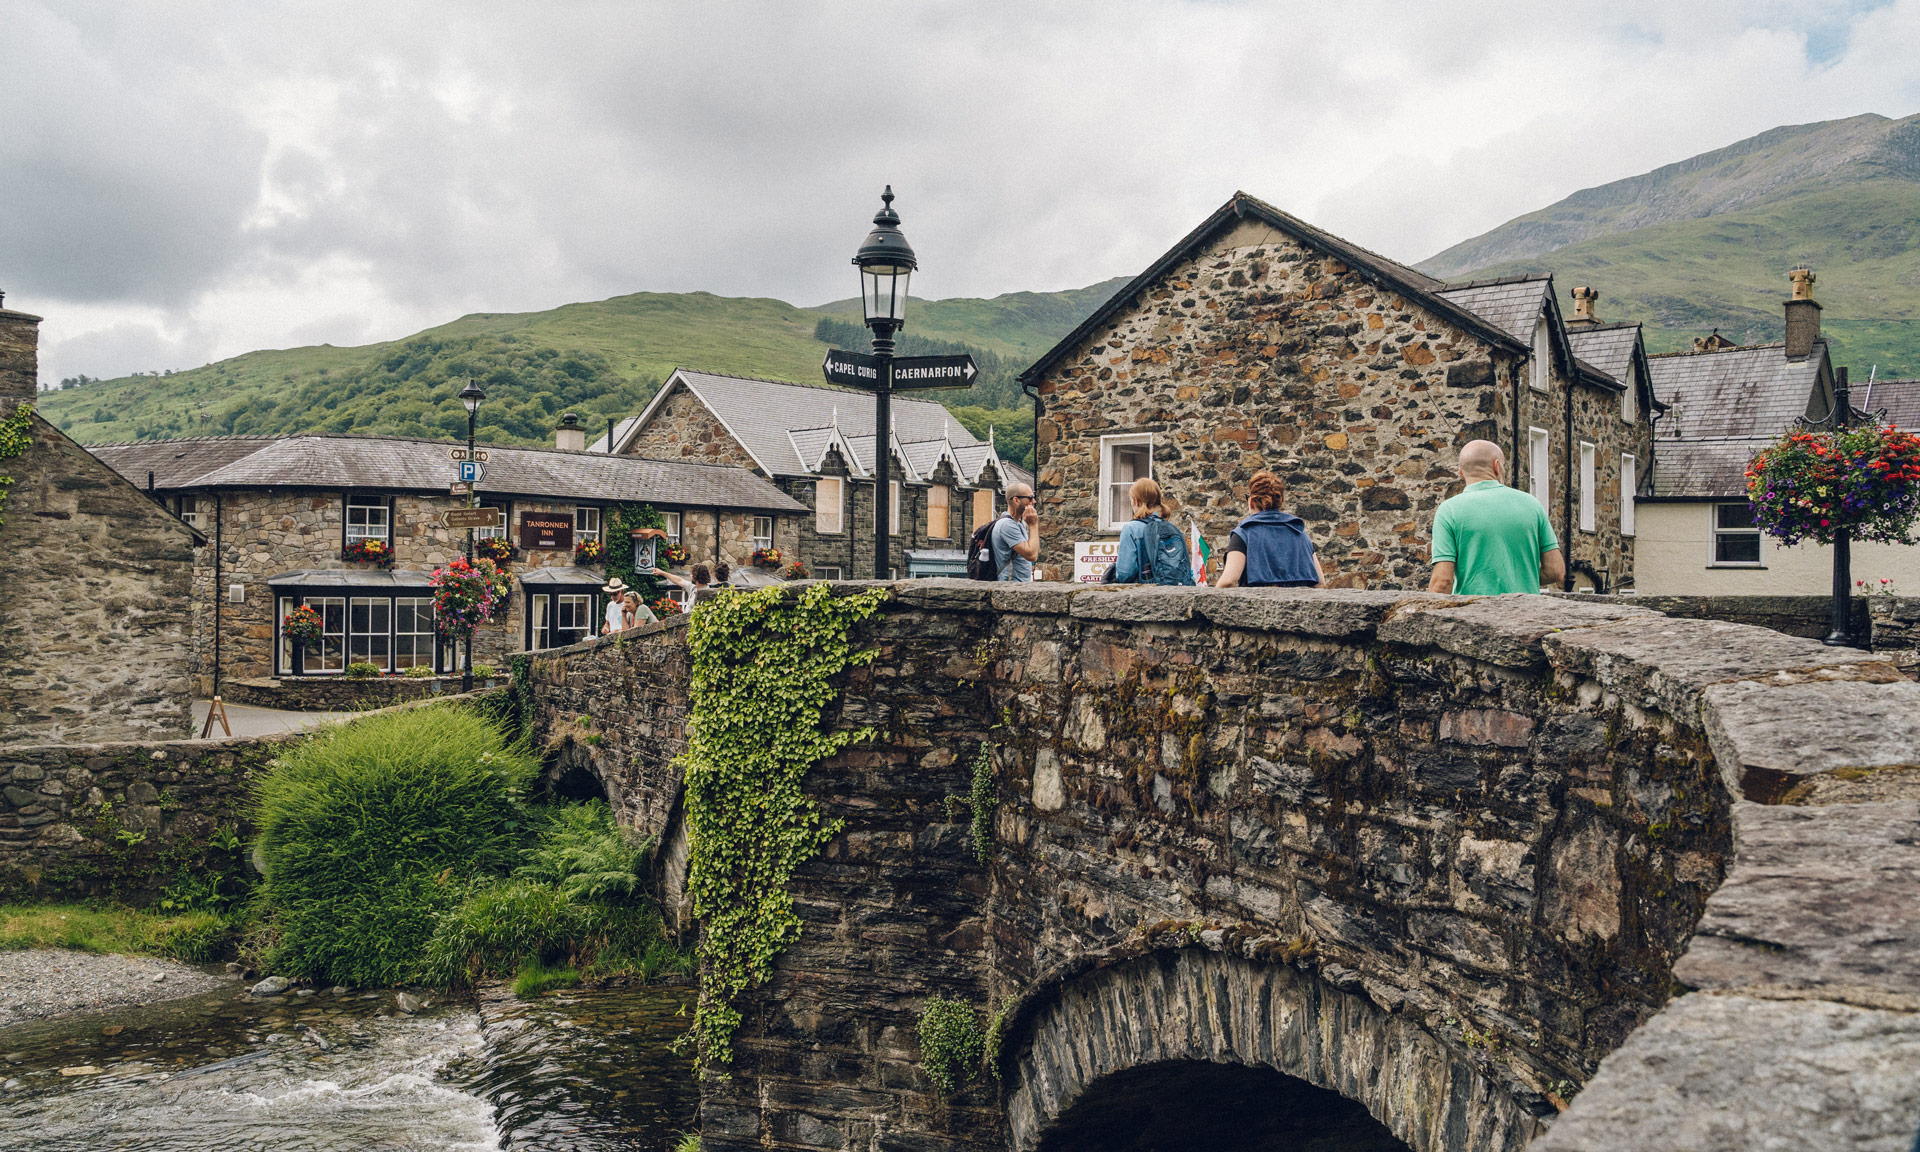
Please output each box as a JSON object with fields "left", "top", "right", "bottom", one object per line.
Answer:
{"left": 991, "top": 482, "right": 1041, "bottom": 581}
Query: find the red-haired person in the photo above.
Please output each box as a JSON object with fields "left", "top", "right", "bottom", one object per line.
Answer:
{"left": 1214, "top": 472, "right": 1325, "bottom": 588}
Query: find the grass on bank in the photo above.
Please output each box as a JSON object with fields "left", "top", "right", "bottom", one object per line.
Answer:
{"left": 251, "top": 703, "right": 689, "bottom": 992}
{"left": 0, "top": 903, "right": 233, "bottom": 962}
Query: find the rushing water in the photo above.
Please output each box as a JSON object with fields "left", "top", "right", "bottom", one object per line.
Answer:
{"left": 0, "top": 974, "right": 698, "bottom": 1151}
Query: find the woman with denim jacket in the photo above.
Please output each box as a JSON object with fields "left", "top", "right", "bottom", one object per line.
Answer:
{"left": 1214, "top": 472, "right": 1325, "bottom": 587}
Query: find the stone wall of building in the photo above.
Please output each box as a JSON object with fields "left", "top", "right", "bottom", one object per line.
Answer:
{"left": 622, "top": 385, "right": 760, "bottom": 469}
{"left": 523, "top": 583, "right": 1919, "bottom": 1151}
{"left": 1, "top": 407, "right": 197, "bottom": 742}
{"left": 1031, "top": 220, "right": 1648, "bottom": 591}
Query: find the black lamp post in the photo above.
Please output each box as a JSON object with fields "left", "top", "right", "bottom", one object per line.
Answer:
{"left": 1813, "top": 367, "right": 1858, "bottom": 647}
{"left": 852, "top": 186, "right": 917, "bottom": 580}
{"left": 458, "top": 377, "right": 486, "bottom": 689}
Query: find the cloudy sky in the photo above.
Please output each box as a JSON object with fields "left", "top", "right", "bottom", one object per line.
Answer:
{"left": 4, "top": 0, "right": 1917, "bottom": 385}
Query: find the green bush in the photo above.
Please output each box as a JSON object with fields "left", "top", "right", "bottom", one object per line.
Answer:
{"left": 471, "top": 663, "right": 497, "bottom": 679}
{"left": 917, "top": 997, "right": 987, "bottom": 1093}
{"left": 512, "top": 958, "right": 582, "bottom": 998}
{"left": 345, "top": 662, "right": 382, "bottom": 679}
{"left": 403, "top": 665, "right": 436, "bottom": 679}
{"left": 252, "top": 706, "right": 538, "bottom": 986}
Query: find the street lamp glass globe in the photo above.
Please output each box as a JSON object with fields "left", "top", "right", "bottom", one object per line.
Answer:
{"left": 861, "top": 263, "right": 912, "bottom": 326}
{"left": 458, "top": 381, "right": 486, "bottom": 415}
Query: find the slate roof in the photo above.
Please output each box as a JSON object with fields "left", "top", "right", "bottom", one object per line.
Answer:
{"left": 613, "top": 369, "right": 989, "bottom": 478}
{"left": 1567, "top": 324, "right": 1642, "bottom": 385}
{"left": 87, "top": 434, "right": 807, "bottom": 513}
{"left": 1647, "top": 342, "right": 1829, "bottom": 439}
{"left": 1648, "top": 438, "right": 1769, "bottom": 499}
{"left": 1435, "top": 277, "right": 1552, "bottom": 345}
{"left": 1858, "top": 378, "right": 1920, "bottom": 429}
{"left": 1019, "top": 191, "right": 1532, "bottom": 386}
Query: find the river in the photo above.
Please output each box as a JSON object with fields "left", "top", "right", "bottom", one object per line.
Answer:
{"left": 0, "top": 975, "right": 698, "bottom": 1151}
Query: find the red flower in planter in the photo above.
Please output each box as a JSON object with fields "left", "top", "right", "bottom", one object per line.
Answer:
{"left": 752, "top": 546, "right": 784, "bottom": 568}
{"left": 342, "top": 539, "right": 395, "bottom": 567}
{"left": 574, "top": 538, "right": 607, "bottom": 565}
{"left": 283, "top": 604, "right": 325, "bottom": 645}
{"left": 475, "top": 536, "right": 516, "bottom": 563}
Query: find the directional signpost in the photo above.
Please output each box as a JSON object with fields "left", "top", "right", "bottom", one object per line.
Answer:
{"left": 822, "top": 349, "right": 882, "bottom": 389}
{"left": 442, "top": 507, "right": 501, "bottom": 530}
{"left": 458, "top": 459, "right": 486, "bottom": 485}
{"left": 888, "top": 354, "right": 978, "bottom": 391}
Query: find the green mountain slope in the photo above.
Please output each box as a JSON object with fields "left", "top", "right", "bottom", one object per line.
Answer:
{"left": 38, "top": 280, "right": 1126, "bottom": 468}
{"left": 1421, "top": 112, "right": 1920, "bottom": 374}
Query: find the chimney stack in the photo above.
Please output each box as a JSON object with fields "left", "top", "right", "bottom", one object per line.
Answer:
{"left": 554, "top": 412, "right": 586, "bottom": 452}
{"left": 1785, "top": 267, "right": 1821, "bottom": 360}
{"left": 1570, "top": 286, "right": 1599, "bottom": 326}
{"left": 0, "top": 293, "right": 42, "bottom": 402}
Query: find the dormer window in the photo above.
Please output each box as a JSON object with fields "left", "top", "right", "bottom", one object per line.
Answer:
{"left": 1530, "top": 319, "right": 1551, "bottom": 393}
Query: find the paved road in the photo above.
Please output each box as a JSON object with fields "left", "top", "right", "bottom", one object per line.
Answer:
{"left": 191, "top": 700, "right": 350, "bottom": 740}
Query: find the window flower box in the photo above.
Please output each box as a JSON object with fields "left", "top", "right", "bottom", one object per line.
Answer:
{"left": 342, "top": 539, "right": 395, "bottom": 567}
{"left": 752, "top": 546, "right": 784, "bottom": 569}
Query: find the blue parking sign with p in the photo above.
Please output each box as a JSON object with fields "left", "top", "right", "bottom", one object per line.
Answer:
{"left": 459, "top": 460, "right": 484, "bottom": 484}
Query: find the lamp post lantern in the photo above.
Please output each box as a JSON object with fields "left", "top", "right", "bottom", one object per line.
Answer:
{"left": 852, "top": 186, "right": 917, "bottom": 580}
{"left": 458, "top": 378, "right": 486, "bottom": 689}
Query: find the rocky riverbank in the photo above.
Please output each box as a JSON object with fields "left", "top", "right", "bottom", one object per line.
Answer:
{"left": 0, "top": 949, "right": 228, "bottom": 1028}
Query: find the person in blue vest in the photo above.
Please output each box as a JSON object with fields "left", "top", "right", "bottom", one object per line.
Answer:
{"left": 1213, "top": 471, "right": 1325, "bottom": 588}
{"left": 1103, "top": 477, "right": 1196, "bottom": 585}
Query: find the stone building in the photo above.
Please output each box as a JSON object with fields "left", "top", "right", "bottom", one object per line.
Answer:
{"left": 1018, "top": 192, "right": 1658, "bottom": 590}
{"left": 88, "top": 427, "right": 804, "bottom": 691}
{"left": 600, "top": 368, "right": 1032, "bottom": 579}
{"left": 0, "top": 300, "right": 198, "bottom": 742}
{"left": 1636, "top": 270, "right": 1920, "bottom": 595}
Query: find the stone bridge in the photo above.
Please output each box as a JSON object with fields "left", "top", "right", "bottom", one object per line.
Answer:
{"left": 525, "top": 583, "right": 1920, "bottom": 1152}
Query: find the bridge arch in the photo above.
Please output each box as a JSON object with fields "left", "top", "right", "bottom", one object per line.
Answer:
{"left": 1004, "top": 949, "right": 1544, "bottom": 1152}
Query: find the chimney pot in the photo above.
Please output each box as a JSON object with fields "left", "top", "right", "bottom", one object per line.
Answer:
{"left": 0, "top": 296, "right": 42, "bottom": 402}
{"left": 554, "top": 412, "right": 587, "bottom": 452}
{"left": 1784, "top": 268, "right": 1822, "bottom": 360}
{"left": 1570, "top": 286, "right": 1599, "bottom": 325}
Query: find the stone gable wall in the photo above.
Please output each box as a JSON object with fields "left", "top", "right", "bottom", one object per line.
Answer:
{"left": 621, "top": 384, "right": 760, "bottom": 470}
{"left": 1032, "top": 221, "right": 1651, "bottom": 591}
{"left": 522, "top": 583, "right": 1919, "bottom": 1152}
{"left": 1, "top": 407, "right": 196, "bottom": 742}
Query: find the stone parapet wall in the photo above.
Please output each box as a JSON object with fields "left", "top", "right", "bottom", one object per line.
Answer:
{"left": 524, "top": 583, "right": 1920, "bottom": 1151}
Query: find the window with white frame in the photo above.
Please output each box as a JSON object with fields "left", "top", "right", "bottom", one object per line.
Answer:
{"left": 302, "top": 596, "right": 347, "bottom": 672}
{"left": 349, "top": 597, "right": 391, "bottom": 668}
{"left": 816, "top": 478, "right": 843, "bottom": 534}
{"left": 662, "top": 510, "right": 682, "bottom": 544}
{"left": 814, "top": 566, "right": 842, "bottom": 581}
{"left": 889, "top": 481, "right": 902, "bottom": 535}
{"left": 1621, "top": 455, "right": 1637, "bottom": 537}
{"left": 277, "top": 595, "right": 294, "bottom": 674}
{"left": 345, "top": 495, "right": 389, "bottom": 543}
{"left": 1622, "top": 365, "right": 1638, "bottom": 423}
{"left": 575, "top": 506, "right": 602, "bottom": 544}
{"left": 1099, "top": 434, "right": 1153, "bottom": 531}
{"left": 1578, "top": 442, "right": 1596, "bottom": 532}
{"left": 1713, "top": 504, "right": 1762, "bottom": 565}
{"left": 474, "top": 500, "right": 509, "bottom": 540}
{"left": 177, "top": 494, "right": 204, "bottom": 530}
{"left": 1530, "top": 319, "right": 1551, "bottom": 393}
{"left": 928, "top": 484, "right": 950, "bottom": 538}
{"left": 1527, "top": 427, "right": 1551, "bottom": 509}
{"left": 972, "top": 488, "right": 995, "bottom": 532}
{"left": 556, "top": 594, "right": 594, "bottom": 642}
{"left": 395, "top": 597, "right": 435, "bottom": 669}
{"left": 752, "top": 516, "right": 774, "bottom": 550}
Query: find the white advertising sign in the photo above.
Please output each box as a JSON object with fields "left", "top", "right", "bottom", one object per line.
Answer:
{"left": 1073, "top": 539, "right": 1119, "bottom": 584}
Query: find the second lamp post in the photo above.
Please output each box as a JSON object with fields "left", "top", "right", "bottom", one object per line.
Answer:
{"left": 852, "top": 187, "right": 917, "bottom": 580}
{"left": 458, "top": 377, "right": 486, "bottom": 690}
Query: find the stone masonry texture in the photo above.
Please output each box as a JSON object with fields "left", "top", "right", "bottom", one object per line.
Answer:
{"left": 1031, "top": 217, "right": 1651, "bottom": 591}
{"left": 0, "top": 404, "right": 196, "bottom": 742}
{"left": 520, "top": 583, "right": 1920, "bottom": 1151}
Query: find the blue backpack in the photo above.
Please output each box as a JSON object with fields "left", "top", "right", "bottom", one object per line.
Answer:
{"left": 1140, "top": 516, "right": 1196, "bottom": 586}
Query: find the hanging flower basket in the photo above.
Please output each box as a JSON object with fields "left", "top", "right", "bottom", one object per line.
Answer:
{"left": 662, "top": 542, "right": 689, "bottom": 567}
{"left": 342, "top": 539, "right": 395, "bottom": 567}
{"left": 752, "top": 546, "right": 784, "bottom": 569}
{"left": 283, "top": 604, "right": 325, "bottom": 645}
{"left": 574, "top": 538, "right": 607, "bottom": 565}
{"left": 782, "top": 561, "right": 809, "bottom": 580}
{"left": 1746, "top": 425, "right": 1920, "bottom": 547}
{"left": 475, "top": 536, "right": 516, "bottom": 564}
{"left": 431, "top": 557, "right": 510, "bottom": 641}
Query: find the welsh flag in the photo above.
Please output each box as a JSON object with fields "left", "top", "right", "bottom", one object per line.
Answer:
{"left": 1189, "top": 520, "right": 1212, "bottom": 584}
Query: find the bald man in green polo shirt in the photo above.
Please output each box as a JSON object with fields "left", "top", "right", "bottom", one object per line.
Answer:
{"left": 1427, "top": 440, "right": 1567, "bottom": 595}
